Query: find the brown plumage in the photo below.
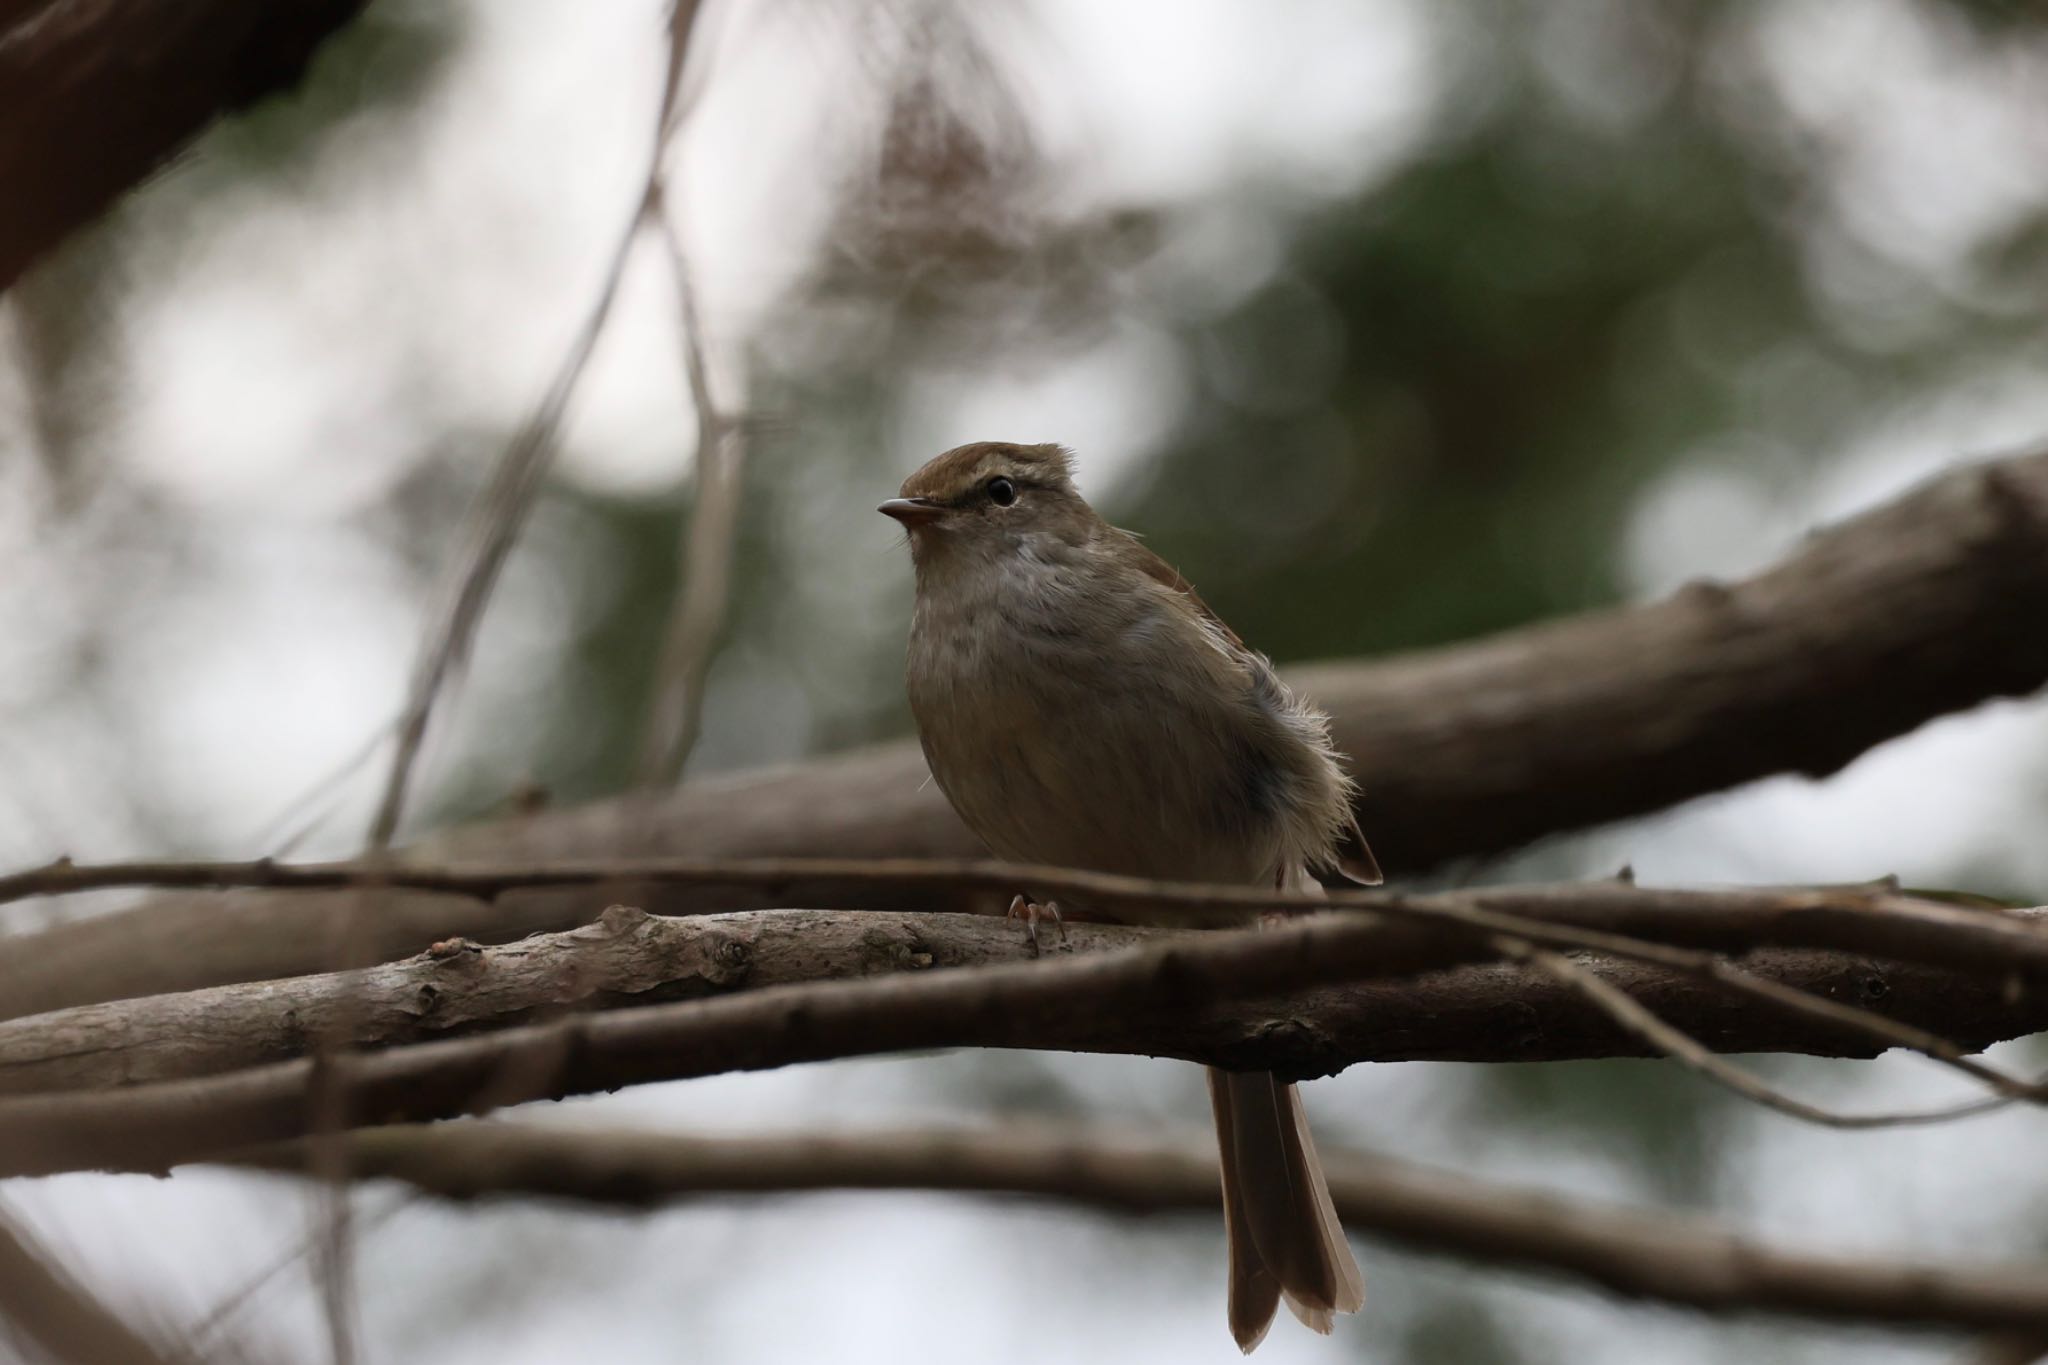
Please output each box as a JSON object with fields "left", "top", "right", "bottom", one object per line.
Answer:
{"left": 882, "top": 441, "right": 1375, "bottom": 1350}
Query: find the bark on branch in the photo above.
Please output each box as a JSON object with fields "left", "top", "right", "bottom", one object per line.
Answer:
{"left": 2, "top": 896, "right": 2044, "bottom": 1178}
{"left": 242, "top": 1121, "right": 2048, "bottom": 1335}
{"left": 5, "top": 451, "right": 2045, "bottom": 1019}
{"left": 5, "top": 889, "right": 2046, "bottom": 1095}
{"left": 0, "top": 0, "right": 370, "bottom": 290}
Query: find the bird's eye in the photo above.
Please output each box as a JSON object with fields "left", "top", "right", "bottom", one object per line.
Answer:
{"left": 986, "top": 476, "right": 1018, "bottom": 507}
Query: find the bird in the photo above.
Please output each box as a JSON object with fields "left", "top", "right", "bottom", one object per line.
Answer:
{"left": 880, "top": 440, "right": 1379, "bottom": 1352}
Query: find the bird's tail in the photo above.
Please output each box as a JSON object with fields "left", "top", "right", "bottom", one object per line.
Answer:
{"left": 1207, "top": 1066, "right": 1365, "bottom": 1352}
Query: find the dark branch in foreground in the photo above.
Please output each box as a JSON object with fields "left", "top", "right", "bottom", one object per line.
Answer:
{"left": 3, "top": 898, "right": 2045, "bottom": 1178}
{"left": 241, "top": 1121, "right": 2048, "bottom": 1335}
{"left": 1972, "top": 1334, "right": 2048, "bottom": 1365}
{"left": 0, "top": 0, "right": 370, "bottom": 291}
{"left": 6, "top": 450, "right": 2046, "bottom": 1019}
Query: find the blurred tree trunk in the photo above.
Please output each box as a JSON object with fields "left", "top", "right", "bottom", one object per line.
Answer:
{"left": 0, "top": 0, "right": 367, "bottom": 291}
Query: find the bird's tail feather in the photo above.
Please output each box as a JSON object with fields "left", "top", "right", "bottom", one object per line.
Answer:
{"left": 1208, "top": 1066, "right": 1365, "bottom": 1353}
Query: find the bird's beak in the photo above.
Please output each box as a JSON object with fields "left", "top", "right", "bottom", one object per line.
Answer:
{"left": 878, "top": 497, "right": 945, "bottom": 527}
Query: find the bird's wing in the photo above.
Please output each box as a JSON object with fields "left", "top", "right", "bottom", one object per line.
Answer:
{"left": 1335, "top": 815, "right": 1384, "bottom": 886}
{"left": 1121, "top": 531, "right": 1387, "bottom": 886}
{"left": 1118, "top": 533, "right": 1248, "bottom": 651}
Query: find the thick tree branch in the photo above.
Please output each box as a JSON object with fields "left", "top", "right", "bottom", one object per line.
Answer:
{"left": 0, "top": 0, "right": 369, "bottom": 291}
{"left": 240, "top": 1121, "right": 2048, "bottom": 1335}
{"left": 445, "top": 449, "right": 2048, "bottom": 874}
{"left": 5, "top": 451, "right": 2045, "bottom": 1018}
{"left": 5, "top": 889, "right": 2046, "bottom": 1096}
{"left": 0, "top": 907, "right": 1477, "bottom": 1098}
{"left": 2, "top": 897, "right": 2045, "bottom": 1178}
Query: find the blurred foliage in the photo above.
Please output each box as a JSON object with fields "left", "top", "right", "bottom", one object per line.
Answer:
{"left": 177, "top": 0, "right": 463, "bottom": 184}
{"left": 14, "top": 0, "right": 464, "bottom": 456}
{"left": 1398, "top": 1295, "right": 1541, "bottom": 1365}
{"left": 1453, "top": 1060, "right": 1738, "bottom": 1208}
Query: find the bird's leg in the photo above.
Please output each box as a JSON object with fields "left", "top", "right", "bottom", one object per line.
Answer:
{"left": 1006, "top": 894, "right": 1067, "bottom": 953}
{"left": 1260, "top": 866, "right": 1308, "bottom": 929}
{"left": 1253, "top": 871, "right": 1286, "bottom": 933}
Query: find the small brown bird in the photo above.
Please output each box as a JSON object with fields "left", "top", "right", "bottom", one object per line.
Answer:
{"left": 881, "top": 441, "right": 1379, "bottom": 1352}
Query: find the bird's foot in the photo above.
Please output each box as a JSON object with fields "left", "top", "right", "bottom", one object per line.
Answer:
{"left": 1007, "top": 894, "right": 1067, "bottom": 954}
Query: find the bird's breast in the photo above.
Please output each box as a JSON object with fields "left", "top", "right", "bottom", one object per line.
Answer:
{"left": 906, "top": 563, "right": 1297, "bottom": 885}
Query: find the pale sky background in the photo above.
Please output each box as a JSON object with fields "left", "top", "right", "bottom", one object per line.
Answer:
{"left": 4, "top": 1, "right": 2048, "bottom": 1362}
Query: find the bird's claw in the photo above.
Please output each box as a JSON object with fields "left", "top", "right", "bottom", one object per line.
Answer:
{"left": 1007, "top": 894, "right": 1067, "bottom": 953}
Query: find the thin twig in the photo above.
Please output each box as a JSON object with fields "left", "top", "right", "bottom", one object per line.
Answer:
{"left": 363, "top": 0, "right": 715, "bottom": 848}
{"left": 3, "top": 855, "right": 2045, "bottom": 978}
{"left": 1683, "top": 951, "right": 2031, "bottom": 1106}
{"left": 181, "top": 1195, "right": 412, "bottom": 1361}
{"left": 363, "top": 229, "right": 632, "bottom": 848}
{"left": 246, "top": 716, "right": 399, "bottom": 859}
{"left": 304, "top": 1055, "right": 359, "bottom": 1365}
{"left": 635, "top": 187, "right": 748, "bottom": 787}
{"left": 1511, "top": 945, "right": 2007, "bottom": 1129}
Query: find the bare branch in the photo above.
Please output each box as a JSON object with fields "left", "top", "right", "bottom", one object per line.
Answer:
{"left": 2, "top": 900, "right": 2045, "bottom": 1178}
{"left": 364, "top": 0, "right": 719, "bottom": 847}
{"left": 635, "top": 187, "right": 748, "bottom": 787}
{"left": 181, "top": 1197, "right": 410, "bottom": 1363}
{"left": 1510, "top": 945, "right": 2005, "bottom": 1129}
{"left": 2, "top": 895, "right": 2042, "bottom": 1106}
{"left": 0, "top": 0, "right": 372, "bottom": 291}
{"left": 239, "top": 1121, "right": 2048, "bottom": 1336}
{"left": 363, "top": 224, "right": 630, "bottom": 848}
{"left": 1628, "top": 940, "right": 2032, "bottom": 1110}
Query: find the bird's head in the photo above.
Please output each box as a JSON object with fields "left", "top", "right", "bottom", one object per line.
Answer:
{"left": 879, "top": 442, "right": 1095, "bottom": 567}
